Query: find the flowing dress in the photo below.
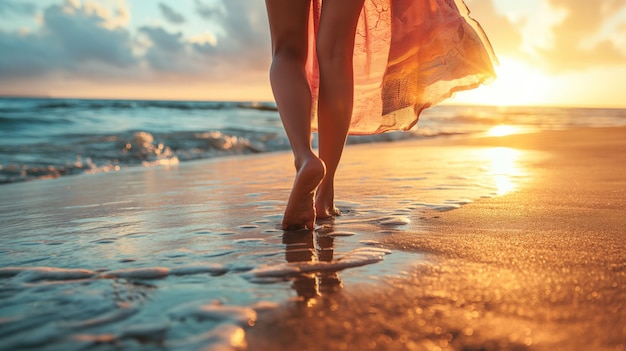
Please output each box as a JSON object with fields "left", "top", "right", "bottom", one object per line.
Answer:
{"left": 307, "top": 0, "right": 498, "bottom": 135}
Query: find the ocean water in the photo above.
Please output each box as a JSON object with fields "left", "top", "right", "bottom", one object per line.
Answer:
{"left": 1, "top": 97, "right": 625, "bottom": 184}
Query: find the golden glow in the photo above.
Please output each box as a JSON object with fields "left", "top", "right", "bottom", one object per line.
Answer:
{"left": 480, "top": 147, "right": 523, "bottom": 195}
{"left": 451, "top": 57, "right": 556, "bottom": 107}
{"left": 487, "top": 125, "right": 520, "bottom": 137}
{"left": 228, "top": 327, "right": 248, "bottom": 348}
{"left": 4, "top": 74, "right": 274, "bottom": 102}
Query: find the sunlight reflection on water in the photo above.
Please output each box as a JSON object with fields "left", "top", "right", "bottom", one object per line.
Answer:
{"left": 487, "top": 125, "right": 520, "bottom": 137}
{"left": 480, "top": 147, "right": 525, "bottom": 195}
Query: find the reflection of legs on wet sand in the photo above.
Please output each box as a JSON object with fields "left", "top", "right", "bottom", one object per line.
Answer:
{"left": 283, "top": 231, "right": 318, "bottom": 301}
{"left": 282, "top": 229, "right": 343, "bottom": 302}
{"left": 316, "top": 234, "right": 342, "bottom": 294}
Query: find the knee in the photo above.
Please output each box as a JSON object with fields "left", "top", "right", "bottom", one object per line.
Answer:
{"left": 272, "top": 41, "right": 308, "bottom": 66}
{"left": 316, "top": 36, "right": 353, "bottom": 68}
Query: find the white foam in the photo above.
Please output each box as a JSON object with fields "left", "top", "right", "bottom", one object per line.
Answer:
{"left": 353, "top": 247, "right": 392, "bottom": 255}
{"left": 445, "top": 198, "right": 474, "bottom": 205}
{"left": 73, "top": 323, "right": 170, "bottom": 346}
{"left": 432, "top": 204, "right": 461, "bottom": 212}
{"left": 248, "top": 248, "right": 389, "bottom": 279}
{"left": 0, "top": 267, "right": 96, "bottom": 282}
{"left": 170, "top": 263, "right": 228, "bottom": 276}
{"left": 168, "top": 323, "right": 247, "bottom": 351}
{"left": 412, "top": 202, "right": 463, "bottom": 211}
{"left": 323, "top": 231, "right": 356, "bottom": 237}
{"left": 378, "top": 216, "right": 411, "bottom": 226}
{"left": 225, "top": 263, "right": 255, "bottom": 272}
{"left": 168, "top": 302, "right": 257, "bottom": 327}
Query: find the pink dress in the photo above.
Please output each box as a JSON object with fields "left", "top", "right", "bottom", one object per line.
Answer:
{"left": 307, "top": 0, "right": 498, "bottom": 135}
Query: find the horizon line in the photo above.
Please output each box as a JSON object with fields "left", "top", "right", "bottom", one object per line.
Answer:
{"left": 1, "top": 94, "right": 625, "bottom": 110}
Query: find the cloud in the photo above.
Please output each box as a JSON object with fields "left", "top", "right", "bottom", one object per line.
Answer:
{"left": 194, "top": 0, "right": 225, "bottom": 20}
{"left": 0, "top": 0, "right": 136, "bottom": 80}
{"left": 159, "top": 3, "right": 185, "bottom": 24}
{"left": 0, "top": 0, "right": 36, "bottom": 16}
{"left": 43, "top": 1, "right": 136, "bottom": 67}
{"left": 0, "top": 32, "right": 58, "bottom": 78}
{"left": 193, "top": 0, "right": 270, "bottom": 70}
{"left": 539, "top": 0, "right": 626, "bottom": 72}
{"left": 139, "top": 26, "right": 192, "bottom": 74}
{"left": 140, "top": 26, "right": 184, "bottom": 52}
{"left": 0, "top": 0, "right": 272, "bottom": 92}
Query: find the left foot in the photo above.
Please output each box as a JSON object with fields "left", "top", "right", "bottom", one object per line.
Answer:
{"left": 282, "top": 157, "right": 326, "bottom": 231}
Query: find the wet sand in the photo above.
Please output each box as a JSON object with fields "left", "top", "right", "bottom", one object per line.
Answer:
{"left": 248, "top": 127, "right": 626, "bottom": 351}
{"left": 1, "top": 127, "right": 624, "bottom": 350}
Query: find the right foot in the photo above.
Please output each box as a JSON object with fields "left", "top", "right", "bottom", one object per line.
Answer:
{"left": 282, "top": 157, "right": 326, "bottom": 231}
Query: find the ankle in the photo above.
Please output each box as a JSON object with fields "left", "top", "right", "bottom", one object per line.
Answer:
{"left": 294, "top": 153, "right": 325, "bottom": 171}
{"left": 316, "top": 181, "right": 334, "bottom": 200}
{"left": 293, "top": 153, "right": 313, "bottom": 170}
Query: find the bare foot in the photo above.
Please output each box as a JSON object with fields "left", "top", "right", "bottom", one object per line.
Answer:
{"left": 282, "top": 157, "right": 326, "bottom": 231}
{"left": 315, "top": 180, "right": 341, "bottom": 219}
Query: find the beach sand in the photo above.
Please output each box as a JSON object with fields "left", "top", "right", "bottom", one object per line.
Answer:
{"left": 1, "top": 127, "right": 624, "bottom": 350}
{"left": 247, "top": 127, "right": 626, "bottom": 351}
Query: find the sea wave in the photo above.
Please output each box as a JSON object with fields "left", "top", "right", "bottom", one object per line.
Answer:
{"left": 0, "top": 128, "right": 461, "bottom": 184}
{"left": 2, "top": 98, "right": 625, "bottom": 185}
{"left": 0, "top": 129, "right": 286, "bottom": 184}
{"left": 0, "top": 115, "right": 75, "bottom": 127}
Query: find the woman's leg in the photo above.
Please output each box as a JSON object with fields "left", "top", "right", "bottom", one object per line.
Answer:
{"left": 266, "top": 0, "right": 326, "bottom": 230}
{"left": 315, "top": 0, "right": 365, "bottom": 218}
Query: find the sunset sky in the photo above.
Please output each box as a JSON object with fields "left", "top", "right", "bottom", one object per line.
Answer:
{"left": 1, "top": 0, "right": 625, "bottom": 107}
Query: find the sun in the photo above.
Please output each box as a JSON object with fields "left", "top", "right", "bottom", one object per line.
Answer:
{"left": 450, "top": 56, "right": 556, "bottom": 106}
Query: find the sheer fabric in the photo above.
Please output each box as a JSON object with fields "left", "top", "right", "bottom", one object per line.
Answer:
{"left": 307, "top": 0, "right": 498, "bottom": 135}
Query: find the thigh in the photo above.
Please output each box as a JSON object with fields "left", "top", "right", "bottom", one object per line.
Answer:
{"left": 317, "top": 0, "right": 365, "bottom": 51}
{"left": 265, "top": 0, "right": 311, "bottom": 60}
